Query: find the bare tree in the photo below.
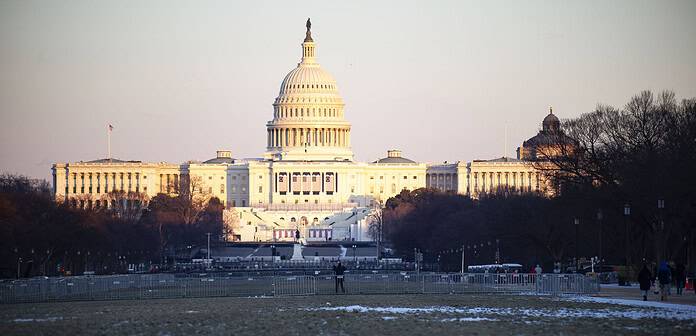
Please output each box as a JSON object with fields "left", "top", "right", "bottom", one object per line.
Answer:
{"left": 367, "top": 204, "right": 384, "bottom": 258}
{"left": 174, "top": 175, "right": 213, "bottom": 225}
{"left": 222, "top": 208, "right": 241, "bottom": 242}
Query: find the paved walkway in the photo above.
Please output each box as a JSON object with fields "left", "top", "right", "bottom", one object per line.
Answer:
{"left": 595, "top": 284, "right": 696, "bottom": 305}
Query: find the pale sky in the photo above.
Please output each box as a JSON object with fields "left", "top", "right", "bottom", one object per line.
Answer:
{"left": 1, "top": 0, "right": 695, "bottom": 180}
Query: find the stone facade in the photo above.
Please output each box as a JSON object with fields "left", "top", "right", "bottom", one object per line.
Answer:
{"left": 51, "top": 21, "right": 562, "bottom": 242}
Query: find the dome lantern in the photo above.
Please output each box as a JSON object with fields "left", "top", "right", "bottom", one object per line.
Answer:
{"left": 542, "top": 106, "right": 560, "bottom": 132}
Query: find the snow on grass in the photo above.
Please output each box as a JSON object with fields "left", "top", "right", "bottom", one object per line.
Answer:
{"left": 440, "top": 317, "right": 498, "bottom": 322}
{"left": 306, "top": 302, "right": 696, "bottom": 321}
{"left": 559, "top": 296, "right": 696, "bottom": 313}
{"left": 12, "top": 317, "right": 63, "bottom": 323}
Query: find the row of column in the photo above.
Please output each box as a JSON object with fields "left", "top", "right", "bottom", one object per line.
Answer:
{"left": 268, "top": 127, "right": 350, "bottom": 148}
{"left": 158, "top": 174, "right": 179, "bottom": 193}
{"left": 427, "top": 173, "right": 458, "bottom": 192}
{"left": 71, "top": 198, "right": 146, "bottom": 210}
{"left": 67, "top": 172, "right": 142, "bottom": 195}
{"left": 274, "top": 106, "right": 340, "bottom": 119}
{"left": 471, "top": 171, "right": 540, "bottom": 193}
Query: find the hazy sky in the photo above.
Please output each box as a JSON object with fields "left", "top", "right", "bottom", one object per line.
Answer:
{"left": 2, "top": 0, "right": 695, "bottom": 180}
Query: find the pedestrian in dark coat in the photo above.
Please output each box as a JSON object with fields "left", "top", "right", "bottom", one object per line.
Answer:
{"left": 638, "top": 265, "right": 652, "bottom": 301}
{"left": 657, "top": 261, "right": 672, "bottom": 301}
{"left": 674, "top": 263, "right": 686, "bottom": 295}
{"left": 333, "top": 262, "right": 346, "bottom": 293}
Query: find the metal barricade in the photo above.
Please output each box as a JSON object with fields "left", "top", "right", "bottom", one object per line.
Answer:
{"left": 273, "top": 275, "right": 315, "bottom": 296}
{"left": 0, "top": 272, "right": 599, "bottom": 303}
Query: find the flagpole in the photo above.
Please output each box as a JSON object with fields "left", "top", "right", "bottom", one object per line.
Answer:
{"left": 108, "top": 125, "right": 111, "bottom": 159}
{"left": 504, "top": 123, "right": 508, "bottom": 158}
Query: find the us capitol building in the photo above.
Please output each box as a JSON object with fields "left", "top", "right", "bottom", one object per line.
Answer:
{"left": 52, "top": 20, "right": 560, "bottom": 243}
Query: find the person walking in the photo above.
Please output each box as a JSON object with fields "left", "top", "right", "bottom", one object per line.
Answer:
{"left": 674, "top": 263, "right": 686, "bottom": 295}
{"left": 333, "top": 261, "right": 346, "bottom": 293}
{"left": 534, "top": 264, "right": 542, "bottom": 292}
{"left": 638, "top": 264, "right": 652, "bottom": 301}
{"left": 657, "top": 261, "right": 672, "bottom": 301}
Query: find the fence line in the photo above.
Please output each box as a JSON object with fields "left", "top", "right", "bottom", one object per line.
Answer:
{"left": 0, "top": 273, "right": 599, "bottom": 304}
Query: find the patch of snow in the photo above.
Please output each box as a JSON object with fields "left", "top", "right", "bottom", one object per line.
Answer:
{"left": 307, "top": 304, "right": 696, "bottom": 321}
{"left": 440, "top": 317, "right": 498, "bottom": 322}
{"left": 12, "top": 317, "right": 63, "bottom": 323}
{"left": 310, "top": 305, "right": 464, "bottom": 314}
{"left": 560, "top": 296, "right": 696, "bottom": 312}
{"left": 382, "top": 316, "right": 397, "bottom": 320}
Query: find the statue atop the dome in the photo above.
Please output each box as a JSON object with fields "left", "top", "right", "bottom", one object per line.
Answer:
{"left": 304, "top": 18, "right": 313, "bottom": 42}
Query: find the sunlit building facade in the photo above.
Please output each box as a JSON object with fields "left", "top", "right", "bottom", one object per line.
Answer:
{"left": 52, "top": 20, "right": 560, "bottom": 242}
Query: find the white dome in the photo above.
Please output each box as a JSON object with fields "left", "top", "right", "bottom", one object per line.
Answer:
{"left": 264, "top": 19, "right": 353, "bottom": 162}
{"left": 279, "top": 66, "right": 339, "bottom": 95}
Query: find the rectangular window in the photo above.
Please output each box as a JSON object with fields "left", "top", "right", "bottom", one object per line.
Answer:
{"left": 258, "top": 186, "right": 263, "bottom": 193}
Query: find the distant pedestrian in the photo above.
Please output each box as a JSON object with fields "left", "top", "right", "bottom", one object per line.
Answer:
{"left": 657, "top": 261, "right": 672, "bottom": 301}
{"left": 667, "top": 264, "right": 674, "bottom": 296}
{"left": 638, "top": 264, "right": 652, "bottom": 301}
{"left": 333, "top": 261, "right": 346, "bottom": 293}
{"left": 535, "top": 264, "right": 542, "bottom": 274}
{"left": 674, "top": 263, "right": 686, "bottom": 295}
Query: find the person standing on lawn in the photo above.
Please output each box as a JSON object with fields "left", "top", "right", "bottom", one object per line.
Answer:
{"left": 333, "top": 261, "right": 346, "bottom": 293}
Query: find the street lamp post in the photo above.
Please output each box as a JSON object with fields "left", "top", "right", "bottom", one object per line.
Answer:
{"left": 352, "top": 244, "right": 357, "bottom": 265}
{"left": 574, "top": 218, "right": 580, "bottom": 273}
{"left": 657, "top": 199, "right": 665, "bottom": 263}
{"left": 270, "top": 244, "right": 276, "bottom": 265}
{"left": 206, "top": 232, "right": 211, "bottom": 266}
{"left": 624, "top": 203, "right": 631, "bottom": 269}
{"left": 495, "top": 239, "right": 500, "bottom": 265}
{"left": 461, "top": 244, "right": 465, "bottom": 274}
{"left": 597, "top": 209, "right": 603, "bottom": 264}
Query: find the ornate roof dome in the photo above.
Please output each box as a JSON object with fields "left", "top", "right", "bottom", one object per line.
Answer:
{"left": 279, "top": 66, "right": 339, "bottom": 95}
{"left": 264, "top": 19, "right": 353, "bottom": 162}
{"left": 373, "top": 150, "right": 416, "bottom": 164}
{"left": 542, "top": 106, "right": 560, "bottom": 132}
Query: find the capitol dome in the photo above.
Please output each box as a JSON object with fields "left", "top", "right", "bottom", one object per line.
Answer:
{"left": 279, "top": 65, "right": 339, "bottom": 95}
{"left": 542, "top": 107, "right": 560, "bottom": 132}
{"left": 264, "top": 19, "right": 353, "bottom": 162}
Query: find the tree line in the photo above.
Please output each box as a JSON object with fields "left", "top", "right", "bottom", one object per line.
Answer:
{"left": 384, "top": 90, "right": 696, "bottom": 275}
{"left": 0, "top": 174, "right": 224, "bottom": 278}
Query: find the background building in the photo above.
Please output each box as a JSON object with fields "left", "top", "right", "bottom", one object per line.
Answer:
{"left": 52, "top": 20, "right": 562, "bottom": 242}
